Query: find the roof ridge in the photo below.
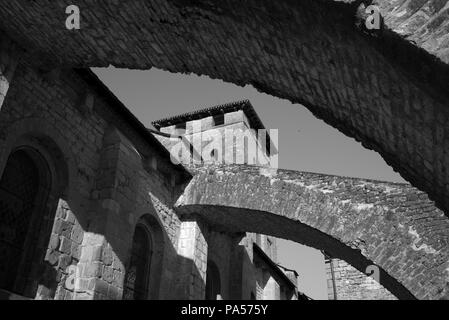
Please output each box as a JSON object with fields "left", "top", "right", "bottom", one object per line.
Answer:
{"left": 151, "top": 99, "right": 266, "bottom": 130}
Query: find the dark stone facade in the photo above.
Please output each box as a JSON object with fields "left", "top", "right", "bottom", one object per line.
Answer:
{"left": 0, "top": 0, "right": 448, "bottom": 216}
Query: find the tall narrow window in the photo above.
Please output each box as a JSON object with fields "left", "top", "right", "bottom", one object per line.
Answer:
{"left": 0, "top": 149, "right": 51, "bottom": 297}
{"left": 123, "top": 224, "right": 152, "bottom": 300}
{"left": 205, "top": 260, "right": 221, "bottom": 300}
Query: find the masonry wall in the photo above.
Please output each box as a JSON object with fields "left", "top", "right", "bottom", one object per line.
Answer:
{"left": 326, "top": 258, "right": 397, "bottom": 300}
{"left": 0, "top": 42, "right": 190, "bottom": 299}
{"left": 0, "top": 32, "right": 296, "bottom": 300}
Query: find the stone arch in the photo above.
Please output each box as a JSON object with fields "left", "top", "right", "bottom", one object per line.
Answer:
{"left": 175, "top": 165, "right": 449, "bottom": 300}
{"left": 0, "top": 118, "right": 78, "bottom": 206}
{"left": 1, "top": 0, "right": 449, "bottom": 215}
{"left": 0, "top": 118, "right": 87, "bottom": 299}
{"left": 0, "top": 120, "right": 77, "bottom": 298}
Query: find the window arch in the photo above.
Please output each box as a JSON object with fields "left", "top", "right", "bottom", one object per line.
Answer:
{"left": 205, "top": 260, "right": 221, "bottom": 300}
{"left": 123, "top": 224, "right": 153, "bottom": 300}
{"left": 0, "top": 148, "right": 52, "bottom": 297}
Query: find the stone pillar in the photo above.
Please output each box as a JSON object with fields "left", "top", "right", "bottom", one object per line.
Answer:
{"left": 0, "top": 32, "right": 21, "bottom": 111}
{"left": 74, "top": 127, "right": 141, "bottom": 300}
{"left": 175, "top": 217, "right": 208, "bottom": 299}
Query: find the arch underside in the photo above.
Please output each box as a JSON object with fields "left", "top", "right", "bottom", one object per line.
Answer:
{"left": 175, "top": 165, "right": 449, "bottom": 300}
{"left": 1, "top": 0, "right": 449, "bottom": 300}
{"left": 0, "top": 0, "right": 448, "bottom": 214}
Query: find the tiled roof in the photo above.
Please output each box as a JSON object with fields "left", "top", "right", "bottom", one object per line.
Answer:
{"left": 151, "top": 99, "right": 266, "bottom": 130}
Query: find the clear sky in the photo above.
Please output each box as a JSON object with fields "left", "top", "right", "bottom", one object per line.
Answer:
{"left": 93, "top": 67, "right": 405, "bottom": 300}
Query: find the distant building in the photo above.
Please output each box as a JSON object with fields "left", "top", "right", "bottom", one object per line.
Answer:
{"left": 152, "top": 100, "right": 297, "bottom": 300}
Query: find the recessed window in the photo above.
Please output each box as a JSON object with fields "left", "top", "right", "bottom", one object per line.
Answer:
{"left": 123, "top": 224, "right": 153, "bottom": 300}
{"left": 213, "top": 114, "right": 224, "bottom": 126}
{"left": 0, "top": 149, "right": 53, "bottom": 297}
{"left": 210, "top": 149, "right": 217, "bottom": 161}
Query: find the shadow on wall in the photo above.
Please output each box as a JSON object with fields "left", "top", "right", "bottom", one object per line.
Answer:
{"left": 0, "top": 119, "right": 207, "bottom": 300}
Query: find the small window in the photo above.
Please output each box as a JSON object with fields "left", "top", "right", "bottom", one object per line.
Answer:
{"left": 213, "top": 114, "right": 224, "bottom": 126}
{"left": 210, "top": 149, "right": 218, "bottom": 161}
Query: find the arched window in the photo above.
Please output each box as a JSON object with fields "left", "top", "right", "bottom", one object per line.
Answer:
{"left": 123, "top": 224, "right": 153, "bottom": 300}
{"left": 205, "top": 260, "right": 221, "bottom": 300}
{"left": 0, "top": 149, "right": 51, "bottom": 296}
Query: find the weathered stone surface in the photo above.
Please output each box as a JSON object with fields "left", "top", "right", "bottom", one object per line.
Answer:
{"left": 0, "top": 47, "right": 186, "bottom": 299}
{"left": 326, "top": 257, "right": 397, "bottom": 300}
{"left": 0, "top": 0, "right": 448, "bottom": 216}
{"left": 176, "top": 164, "right": 449, "bottom": 300}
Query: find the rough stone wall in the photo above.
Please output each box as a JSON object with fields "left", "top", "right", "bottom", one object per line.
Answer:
{"left": 177, "top": 164, "right": 449, "bottom": 300}
{"left": 0, "top": 58, "right": 105, "bottom": 299}
{"left": 378, "top": 0, "right": 449, "bottom": 61}
{"left": 326, "top": 258, "right": 397, "bottom": 300}
{"left": 0, "top": 0, "right": 448, "bottom": 216}
{"left": 0, "top": 37, "right": 187, "bottom": 299}
{"left": 46, "top": 200, "right": 84, "bottom": 300}
{"left": 0, "top": 32, "right": 295, "bottom": 301}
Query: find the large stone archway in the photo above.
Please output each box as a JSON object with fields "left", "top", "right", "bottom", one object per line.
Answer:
{"left": 0, "top": 0, "right": 448, "bottom": 214}
{"left": 175, "top": 165, "right": 449, "bottom": 300}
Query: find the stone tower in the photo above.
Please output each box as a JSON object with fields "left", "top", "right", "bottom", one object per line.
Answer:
{"left": 152, "top": 99, "right": 277, "bottom": 170}
{"left": 152, "top": 100, "right": 285, "bottom": 298}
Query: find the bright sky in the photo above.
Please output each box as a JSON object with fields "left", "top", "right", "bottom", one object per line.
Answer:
{"left": 93, "top": 67, "right": 405, "bottom": 300}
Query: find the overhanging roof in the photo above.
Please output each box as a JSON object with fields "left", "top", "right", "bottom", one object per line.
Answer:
{"left": 152, "top": 100, "right": 266, "bottom": 131}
